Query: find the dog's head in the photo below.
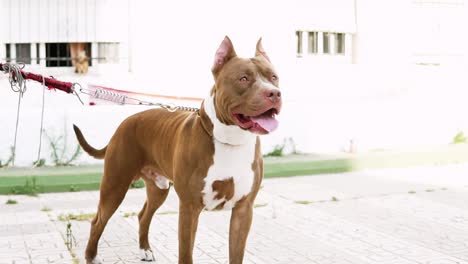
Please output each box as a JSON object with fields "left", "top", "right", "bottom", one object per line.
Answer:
{"left": 210, "top": 36, "right": 282, "bottom": 135}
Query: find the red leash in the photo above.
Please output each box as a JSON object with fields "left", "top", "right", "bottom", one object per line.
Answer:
{"left": 1, "top": 62, "right": 199, "bottom": 166}
{"left": 0, "top": 62, "right": 74, "bottom": 93}
{"left": 1, "top": 62, "right": 199, "bottom": 108}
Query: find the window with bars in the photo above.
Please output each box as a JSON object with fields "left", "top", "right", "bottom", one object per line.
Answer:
{"left": 4, "top": 44, "right": 32, "bottom": 64}
{"left": 296, "top": 31, "right": 303, "bottom": 55}
{"left": 296, "top": 30, "right": 349, "bottom": 57}
{"left": 335, "top": 33, "right": 345, "bottom": 54}
{"left": 46, "top": 43, "right": 70, "bottom": 67}
{"left": 16, "top": 44, "right": 31, "bottom": 64}
{"left": 308, "top": 32, "right": 318, "bottom": 54}
{"left": 45, "top": 43, "right": 92, "bottom": 67}
{"left": 4, "top": 42, "right": 120, "bottom": 66}
{"left": 323, "top": 32, "right": 331, "bottom": 54}
{"left": 5, "top": 44, "right": 11, "bottom": 61}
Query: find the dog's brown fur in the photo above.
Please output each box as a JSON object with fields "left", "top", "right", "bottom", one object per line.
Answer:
{"left": 74, "top": 36, "right": 281, "bottom": 264}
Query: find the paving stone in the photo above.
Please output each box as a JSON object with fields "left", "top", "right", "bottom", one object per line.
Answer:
{"left": 2, "top": 164, "right": 468, "bottom": 263}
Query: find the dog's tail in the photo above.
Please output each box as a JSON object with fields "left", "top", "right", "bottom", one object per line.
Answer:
{"left": 73, "top": 124, "right": 107, "bottom": 159}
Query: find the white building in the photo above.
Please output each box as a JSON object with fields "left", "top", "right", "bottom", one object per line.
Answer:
{"left": 0, "top": 0, "right": 467, "bottom": 166}
{"left": 0, "top": 0, "right": 129, "bottom": 70}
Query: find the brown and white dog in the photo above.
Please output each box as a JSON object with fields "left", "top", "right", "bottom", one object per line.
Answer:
{"left": 73, "top": 36, "right": 282, "bottom": 264}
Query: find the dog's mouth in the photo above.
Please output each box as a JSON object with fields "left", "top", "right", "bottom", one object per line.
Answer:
{"left": 233, "top": 108, "right": 279, "bottom": 134}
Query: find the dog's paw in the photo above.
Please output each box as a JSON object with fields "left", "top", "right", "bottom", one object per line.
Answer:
{"left": 140, "top": 248, "right": 155, "bottom": 262}
{"left": 89, "top": 256, "right": 103, "bottom": 264}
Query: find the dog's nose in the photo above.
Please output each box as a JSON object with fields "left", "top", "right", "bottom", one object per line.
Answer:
{"left": 265, "top": 89, "right": 281, "bottom": 102}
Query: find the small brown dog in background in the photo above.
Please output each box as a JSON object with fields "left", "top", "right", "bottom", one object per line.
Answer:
{"left": 75, "top": 50, "right": 89, "bottom": 74}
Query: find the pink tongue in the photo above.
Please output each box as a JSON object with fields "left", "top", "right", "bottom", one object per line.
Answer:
{"left": 251, "top": 115, "right": 279, "bottom": 132}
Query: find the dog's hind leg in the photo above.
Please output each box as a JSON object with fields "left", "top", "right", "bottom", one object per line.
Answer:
{"left": 138, "top": 178, "right": 170, "bottom": 261}
{"left": 85, "top": 152, "right": 140, "bottom": 263}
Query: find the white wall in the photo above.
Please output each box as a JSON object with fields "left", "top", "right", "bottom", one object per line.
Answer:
{"left": 0, "top": 0, "right": 129, "bottom": 43}
{"left": 1, "top": 0, "right": 468, "bottom": 166}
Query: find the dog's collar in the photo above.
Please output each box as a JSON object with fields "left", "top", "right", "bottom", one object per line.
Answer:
{"left": 198, "top": 109, "right": 241, "bottom": 147}
{"left": 202, "top": 96, "right": 256, "bottom": 146}
{"left": 198, "top": 105, "right": 214, "bottom": 138}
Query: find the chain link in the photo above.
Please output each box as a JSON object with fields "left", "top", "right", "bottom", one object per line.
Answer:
{"left": 79, "top": 87, "right": 199, "bottom": 112}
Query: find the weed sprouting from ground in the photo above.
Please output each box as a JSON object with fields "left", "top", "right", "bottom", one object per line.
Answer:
{"left": 6, "top": 199, "right": 17, "bottom": 205}
{"left": 453, "top": 131, "right": 467, "bottom": 144}
{"left": 58, "top": 213, "right": 96, "bottom": 222}
{"left": 41, "top": 206, "right": 52, "bottom": 212}
{"left": 0, "top": 146, "right": 15, "bottom": 168}
{"left": 64, "top": 222, "right": 79, "bottom": 263}
{"left": 33, "top": 158, "right": 46, "bottom": 167}
{"left": 43, "top": 126, "right": 82, "bottom": 166}
{"left": 294, "top": 200, "right": 313, "bottom": 205}
{"left": 123, "top": 212, "right": 138, "bottom": 218}
{"left": 10, "top": 177, "right": 41, "bottom": 196}
{"left": 65, "top": 222, "right": 77, "bottom": 250}
{"left": 264, "top": 144, "right": 285, "bottom": 157}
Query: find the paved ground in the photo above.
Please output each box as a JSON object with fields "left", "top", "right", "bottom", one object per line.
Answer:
{"left": 2, "top": 164, "right": 468, "bottom": 264}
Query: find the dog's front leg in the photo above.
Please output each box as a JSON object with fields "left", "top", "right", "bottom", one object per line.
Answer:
{"left": 178, "top": 202, "right": 202, "bottom": 264}
{"left": 229, "top": 201, "right": 254, "bottom": 264}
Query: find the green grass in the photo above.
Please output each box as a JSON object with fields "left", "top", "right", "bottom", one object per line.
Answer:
{"left": 5, "top": 199, "right": 18, "bottom": 204}
{"left": 130, "top": 179, "right": 145, "bottom": 189}
{"left": 0, "top": 173, "right": 102, "bottom": 195}
{"left": 1, "top": 144, "right": 468, "bottom": 195}
{"left": 263, "top": 144, "right": 468, "bottom": 178}
{"left": 294, "top": 200, "right": 313, "bottom": 205}
{"left": 41, "top": 206, "right": 52, "bottom": 212}
{"left": 123, "top": 212, "right": 138, "bottom": 218}
{"left": 58, "top": 212, "right": 96, "bottom": 221}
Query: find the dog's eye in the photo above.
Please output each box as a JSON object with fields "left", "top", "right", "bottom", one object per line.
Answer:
{"left": 239, "top": 76, "right": 249, "bottom": 82}
{"left": 272, "top": 75, "right": 278, "bottom": 81}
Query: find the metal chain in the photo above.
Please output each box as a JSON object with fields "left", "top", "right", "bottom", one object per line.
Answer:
{"left": 137, "top": 101, "right": 199, "bottom": 112}
{"left": 79, "top": 86, "right": 199, "bottom": 112}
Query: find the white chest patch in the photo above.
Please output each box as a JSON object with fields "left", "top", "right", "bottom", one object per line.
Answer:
{"left": 202, "top": 139, "right": 256, "bottom": 210}
{"left": 202, "top": 96, "right": 257, "bottom": 210}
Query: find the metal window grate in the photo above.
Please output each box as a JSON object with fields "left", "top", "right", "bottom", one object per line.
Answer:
{"left": 323, "top": 32, "right": 331, "bottom": 54}
{"left": 308, "top": 32, "right": 318, "bottom": 54}
{"left": 16, "top": 44, "right": 31, "bottom": 64}
{"left": 296, "top": 31, "right": 303, "bottom": 55}
{"left": 5, "top": 44, "right": 11, "bottom": 61}
{"left": 46, "top": 43, "right": 72, "bottom": 67}
{"left": 335, "top": 33, "right": 345, "bottom": 55}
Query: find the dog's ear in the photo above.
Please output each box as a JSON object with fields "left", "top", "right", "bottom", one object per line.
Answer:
{"left": 212, "top": 36, "right": 237, "bottom": 74}
{"left": 255, "top": 37, "right": 271, "bottom": 62}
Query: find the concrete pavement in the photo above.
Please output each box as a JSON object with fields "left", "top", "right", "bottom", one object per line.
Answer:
{"left": 1, "top": 164, "right": 468, "bottom": 263}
